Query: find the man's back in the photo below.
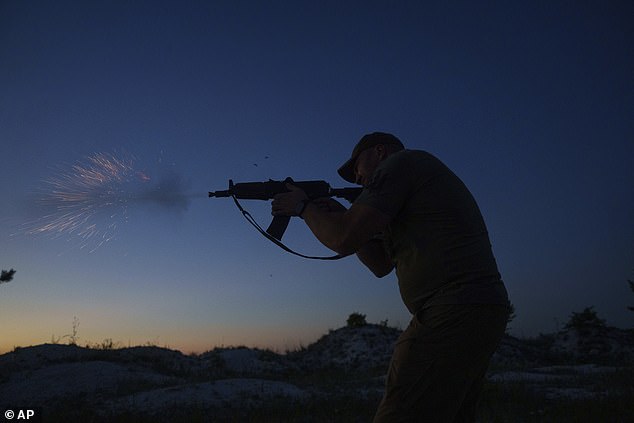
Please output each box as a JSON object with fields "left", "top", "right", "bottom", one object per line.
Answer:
{"left": 354, "top": 149, "right": 508, "bottom": 313}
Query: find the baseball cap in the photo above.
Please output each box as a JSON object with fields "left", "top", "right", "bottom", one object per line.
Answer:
{"left": 337, "top": 132, "right": 404, "bottom": 183}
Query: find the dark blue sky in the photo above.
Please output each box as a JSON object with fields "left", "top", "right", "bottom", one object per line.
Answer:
{"left": 1, "top": 1, "right": 632, "bottom": 353}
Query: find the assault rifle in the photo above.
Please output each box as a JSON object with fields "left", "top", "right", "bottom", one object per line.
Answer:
{"left": 209, "top": 178, "right": 362, "bottom": 259}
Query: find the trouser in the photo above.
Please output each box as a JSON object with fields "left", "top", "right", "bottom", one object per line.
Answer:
{"left": 373, "top": 304, "right": 509, "bottom": 423}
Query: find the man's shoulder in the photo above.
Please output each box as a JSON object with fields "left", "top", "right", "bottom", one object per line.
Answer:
{"left": 382, "top": 149, "right": 442, "bottom": 171}
{"left": 389, "top": 148, "right": 436, "bottom": 160}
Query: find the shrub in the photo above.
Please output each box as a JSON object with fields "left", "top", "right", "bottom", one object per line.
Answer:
{"left": 565, "top": 306, "right": 606, "bottom": 330}
{"left": 346, "top": 312, "right": 367, "bottom": 328}
{"left": 506, "top": 302, "right": 516, "bottom": 333}
{"left": 627, "top": 279, "right": 634, "bottom": 311}
{"left": 0, "top": 268, "right": 16, "bottom": 283}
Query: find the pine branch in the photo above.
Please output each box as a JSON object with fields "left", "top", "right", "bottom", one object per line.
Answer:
{"left": 0, "top": 269, "right": 16, "bottom": 283}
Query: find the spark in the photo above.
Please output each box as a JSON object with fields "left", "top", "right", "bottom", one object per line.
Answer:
{"left": 26, "top": 152, "right": 146, "bottom": 251}
{"left": 24, "top": 151, "right": 193, "bottom": 252}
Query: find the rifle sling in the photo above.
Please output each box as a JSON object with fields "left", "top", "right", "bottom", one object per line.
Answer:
{"left": 231, "top": 195, "right": 347, "bottom": 260}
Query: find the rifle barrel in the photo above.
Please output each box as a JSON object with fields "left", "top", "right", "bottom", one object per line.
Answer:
{"left": 208, "top": 190, "right": 231, "bottom": 198}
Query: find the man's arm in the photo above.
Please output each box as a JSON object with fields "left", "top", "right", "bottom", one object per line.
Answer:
{"left": 301, "top": 201, "right": 389, "bottom": 254}
{"left": 355, "top": 239, "right": 394, "bottom": 277}
{"left": 272, "top": 185, "right": 394, "bottom": 274}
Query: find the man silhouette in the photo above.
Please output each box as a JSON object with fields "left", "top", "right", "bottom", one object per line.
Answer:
{"left": 272, "top": 132, "right": 510, "bottom": 422}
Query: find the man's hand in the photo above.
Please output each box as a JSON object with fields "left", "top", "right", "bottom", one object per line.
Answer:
{"left": 271, "top": 184, "right": 309, "bottom": 216}
{"left": 272, "top": 183, "right": 392, "bottom": 260}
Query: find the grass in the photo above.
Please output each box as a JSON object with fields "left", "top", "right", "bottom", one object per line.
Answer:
{"left": 48, "top": 395, "right": 382, "bottom": 423}
{"left": 479, "top": 383, "right": 634, "bottom": 422}
{"left": 478, "top": 367, "right": 634, "bottom": 422}
{"left": 37, "top": 365, "right": 634, "bottom": 423}
{"left": 7, "top": 320, "right": 633, "bottom": 422}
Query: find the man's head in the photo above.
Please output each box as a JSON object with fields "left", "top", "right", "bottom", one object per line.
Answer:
{"left": 338, "top": 132, "right": 404, "bottom": 185}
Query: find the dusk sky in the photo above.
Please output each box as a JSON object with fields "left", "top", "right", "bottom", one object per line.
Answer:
{"left": 1, "top": 1, "right": 632, "bottom": 354}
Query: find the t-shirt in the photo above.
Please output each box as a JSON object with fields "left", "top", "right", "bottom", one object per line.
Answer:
{"left": 354, "top": 149, "right": 509, "bottom": 313}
